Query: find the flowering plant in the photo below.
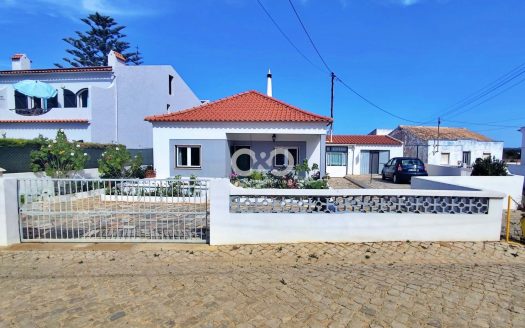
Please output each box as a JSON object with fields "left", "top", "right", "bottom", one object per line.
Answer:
{"left": 98, "top": 145, "right": 144, "bottom": 178}
{"left": 30, "top": 130, "right": 88, "bottom": 178}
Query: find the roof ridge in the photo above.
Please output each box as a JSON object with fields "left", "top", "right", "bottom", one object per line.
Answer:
{"left": 145, "top": 90, "right": 332, "bottom": 123}
{"left": 249, "top": 90, "right": 332, "bottom": 122}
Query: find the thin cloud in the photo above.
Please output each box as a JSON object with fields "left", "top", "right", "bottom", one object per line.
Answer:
{"left": 0, "top": 0, "right": 165, "bottom": 19}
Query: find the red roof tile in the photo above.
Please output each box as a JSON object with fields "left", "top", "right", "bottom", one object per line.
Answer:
{"left": 326, "top": 135, "right": 402, "bottom": 145}
{"left": 145, "top": 90, "right": 332, "bottom": 123}
{"left": 0, "top": 119, "right": 89, "bottom": 124}
{"left": 11, "top": 54, "right": 24, "bottom": 60}
{"left": 0, "top": 66, "right": 112, "bottom": 75}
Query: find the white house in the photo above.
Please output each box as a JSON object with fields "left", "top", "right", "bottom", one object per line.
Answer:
{"left": 0, "top": 51, "right": 200, "bottom": 149}
{"left": 325, "top": 135, "right": 403, "bottom": 177}
{"left": 389, "top": 125, "right": 503, "bottom": 166}
{"left": 146, "top": 89, "right": 332, "bottom": 179}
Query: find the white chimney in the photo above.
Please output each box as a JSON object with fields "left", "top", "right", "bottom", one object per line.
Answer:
{"left": 11, "top": 54, "right": 31, "bottom": 70}
{"left": 266, "top": 69, "right": 272, "bottom": 97}
{"left": 107, "top": 50, "right": 126, "bottom": 67}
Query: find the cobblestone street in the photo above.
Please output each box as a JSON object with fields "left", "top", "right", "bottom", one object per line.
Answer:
{"left": 1, "top": 241, "right": 524, "bottom": 327}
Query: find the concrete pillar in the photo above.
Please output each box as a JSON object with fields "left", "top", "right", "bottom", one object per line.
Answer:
{"left": 0, "top": 178, "right": 20, "bottom": 246}
{"left": 208, "top": 178, "right": 230, "bottom": 245}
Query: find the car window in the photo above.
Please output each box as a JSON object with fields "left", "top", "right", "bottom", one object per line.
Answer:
{"left": 401, "top": 159, "right": 424, "bottom": 166}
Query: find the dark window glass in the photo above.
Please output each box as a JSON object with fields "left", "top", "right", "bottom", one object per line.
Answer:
{"left": 63, "top": 89, "right": 77, "bottom": 108}
{"left": 15, "top": 91, "right": 28, "bottom": 109}
{"left": 32, "top": 97, "right": 41, "bottom": 109}
{"left": 401, "top": 159, "right": 424, "bottom": 166}
{"left": 169, "top": 75, "right": 174, "bottom": 95}
{"left": 190, "top": 147, "right": 200, "bottom": 166}
{"left": 46, "top": 95, "right": 58, "bottom": 109}
{"left": 78, "top": 89, "right": 88, "bottom": 108}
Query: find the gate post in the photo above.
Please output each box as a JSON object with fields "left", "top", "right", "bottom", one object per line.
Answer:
{"left": 209, "top": 178, "right": 231, "bottom": 245}
{"left": 0, "top": 178, "right": 20, "bottom": 246}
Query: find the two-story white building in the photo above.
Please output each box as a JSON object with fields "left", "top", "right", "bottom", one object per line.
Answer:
{"left": 389, "top": 125, "right": 503, "bottom": 166}
{"left": 0, "top": 51, "right": 200, "bottom": 149}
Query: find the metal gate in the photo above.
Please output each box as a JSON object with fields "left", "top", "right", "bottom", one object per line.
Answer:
{"left": 17, "top": 178, "right": 209, "bottom": 243}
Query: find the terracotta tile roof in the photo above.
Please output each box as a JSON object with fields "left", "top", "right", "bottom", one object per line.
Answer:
{"left": 145, "top": 90, "right": 332, "bottom": 123}
{"left": 11, "top": 54, "right": 24, "bottom": 60}
{"left": 326, "top": 135, "right": 402, "bottom": 145}
{"left": 396, "top": 125, "right": 492, "bottom": 142}
{"left": 0, "top": 66, "right": 112, "bottom": 75}
{"left": 113, "top": 51, "right": 126, "bottom": 61}
{"left": 0, "top": 119, "right": 89, "bottom": 124}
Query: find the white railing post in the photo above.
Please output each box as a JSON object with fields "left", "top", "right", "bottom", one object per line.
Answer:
{"left": 209, "top": 178, "right": 231, "bottom": 245}
{"left": 0, "top": 178, "right": 20, "bottom": 246}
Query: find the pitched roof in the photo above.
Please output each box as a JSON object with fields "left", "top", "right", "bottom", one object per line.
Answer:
{"left": 0, "top": 66, "right": 112, "bottom": 75}
{"left": 0, "top": 119, "right": 89, "bottom": 124}
{"left": 396, "top": 125, "right": 492, "bottom": 142}
{"left": 145, "top": 90, "right": 332, "bottom": 123}
{"left": 326, "top": 135, "right": 402, "bottom": 145}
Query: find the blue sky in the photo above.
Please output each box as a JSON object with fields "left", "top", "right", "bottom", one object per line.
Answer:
{"left": 1, "top": 0, "right": 524, "bottom": 146}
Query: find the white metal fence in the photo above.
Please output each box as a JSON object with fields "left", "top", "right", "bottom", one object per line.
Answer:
{"left": 18, "top": 178, "right": 209, "bottom": 242}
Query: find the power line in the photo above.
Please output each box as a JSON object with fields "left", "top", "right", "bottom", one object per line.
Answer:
{"left": 441, "top": 119, "right": 520, "bottom": 129}
{"left": 287, "top": 0, "right": 332, "bottom": 73}
{"left": 255, "top": 0, "right": 324, "bottom": 73}
{"left": 286, "top": 0, "right": 426, "bottom": 124}
{"left": 336, "top": 77, "right": 426, "bottom": 124}
{"left": 422, "top": 62, "right": 525, "bottom": 122}
{"left": 447, "top": 76, "right": 525, "bottom": 119}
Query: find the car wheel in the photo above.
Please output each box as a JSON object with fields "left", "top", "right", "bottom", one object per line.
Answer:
{"left": 393, "top": 174, "right": 399, "bottom": 184}
{"left": 381, "top": 173, "right": 386, "bottom": 180}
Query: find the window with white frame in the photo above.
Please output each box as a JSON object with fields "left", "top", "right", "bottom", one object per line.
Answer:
{"left": 326, "top": 146, "right": 347, "bottom": 166}
{"left": 176, "top": 145, "right": 201, "bottom": 168}
{"left": 77, "top": 89, "right": 88, "bottom": 108}
{"left": 274, "top": 147, "right": 298, "bottom": 167}
{"left": 483, "top": 152, "right": 491, "bottom": 159}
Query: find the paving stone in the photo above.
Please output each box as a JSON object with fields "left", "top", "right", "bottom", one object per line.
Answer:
{"left": 0, "top": 241, "right": 523, "bottom": 327}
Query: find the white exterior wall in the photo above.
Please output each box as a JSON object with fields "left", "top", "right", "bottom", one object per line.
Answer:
{"left": 326, "top": 144, "right": 403, "bottom": 177}
{"left": 0, "top": 122, "right": 90, "bottom": 141}
{"left": 426, "top": 139, "right": 504, "bottom": 166}
{"left": 113, "top": 65, "right": 200, "bottom": 148}
{"left": 152, "top": 122, "right": 328, "bottom": 178}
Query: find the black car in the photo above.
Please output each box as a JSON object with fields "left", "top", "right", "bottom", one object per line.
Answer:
{"left": 381, "top": 157, "right": 428, "bottom": 183}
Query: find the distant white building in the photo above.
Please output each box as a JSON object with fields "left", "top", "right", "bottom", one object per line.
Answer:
{"left": 326, "top": 135, "right": 403, "bottom": 177}
{"left": 0, "top": 51, "right": 200, "bottom": 149}
{"left": 368, "top": 128, "right": 393, "bottom": 136}
{"left": 389, "top": 125, "right": 503, "bottom": 166}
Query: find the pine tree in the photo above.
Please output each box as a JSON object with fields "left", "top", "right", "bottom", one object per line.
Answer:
{"left": 55, "top": 12, "right": 143, "bottom": 67}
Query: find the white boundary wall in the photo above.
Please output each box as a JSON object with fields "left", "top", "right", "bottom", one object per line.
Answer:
{"left": 209, "top": 179, "right": 504, "bottom": 245}
{"left": 426, "top": 164, "right": 472, "bottom": 176}
{"left": 412, "top": 175, "right": 523, "bottom": 210}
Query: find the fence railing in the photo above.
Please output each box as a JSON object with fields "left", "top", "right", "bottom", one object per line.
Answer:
{"left": 18, "top": 178, "right": 209, "bottom": 242}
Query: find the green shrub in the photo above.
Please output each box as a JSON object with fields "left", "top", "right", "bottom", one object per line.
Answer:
{"left": 98, "top": 145, "right": 144, "bottom": 178}
{"left": 249, "top": 170, "right": 265, "bottom": 180}
{"left": 471, "top": 157, "right": 508, "bottom": 176}
{"left": 30, "top": 130, "right": 88, "bottom": 178}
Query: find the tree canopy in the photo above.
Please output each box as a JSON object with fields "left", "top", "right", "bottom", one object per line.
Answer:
{"left": 55, "top": 12, "right": 143, "bottom": 67}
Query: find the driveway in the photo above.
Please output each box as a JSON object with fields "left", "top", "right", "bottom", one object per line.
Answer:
{"left": 1, "top": 240, "right": 523, "bottom": 327}
{"left": 345, "top": 174, "right": 412, "bottom": 189}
